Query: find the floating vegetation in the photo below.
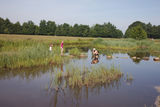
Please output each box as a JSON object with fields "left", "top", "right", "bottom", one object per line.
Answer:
{"left": 53, "top": 64, "right": 123, "bottom": 88}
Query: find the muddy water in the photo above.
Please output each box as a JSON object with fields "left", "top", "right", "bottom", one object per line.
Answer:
{"left": 0, "top": 50, "right": 160, "bottom": 107}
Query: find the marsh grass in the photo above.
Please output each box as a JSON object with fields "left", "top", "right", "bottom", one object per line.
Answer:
{"left": 54, "top": 64, "right": 123, "bottom": 88}
{"left": 0, "top": 34, "right": 92, "bottom": 69}
{"left": 1, "top": 34, "right": 160, "bottom": 69}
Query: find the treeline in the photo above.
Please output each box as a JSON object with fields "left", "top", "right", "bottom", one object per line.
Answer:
{"left": 0, "top": 17, "right": 160, "bottom": 38}
{"left": 0, "top": 17, "right": 122, "bottom": 38}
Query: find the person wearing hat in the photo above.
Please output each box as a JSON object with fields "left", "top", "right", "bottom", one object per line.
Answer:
{"left": 92, "top": 48, "right": 96, "bottom": 55}
{"left": 91, "top": 48, "right": 99, "bottom": 64}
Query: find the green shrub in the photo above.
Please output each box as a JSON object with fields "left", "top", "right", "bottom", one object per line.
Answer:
{"left": 125, "top": 25, "right": 147, "bottom": 40}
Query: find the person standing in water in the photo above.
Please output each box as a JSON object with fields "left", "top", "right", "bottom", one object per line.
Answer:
{"left": 91, "top": 48, "right": 99, "bottom": 64}
{"left": 60, "top": 41, "right": 63, "bottom": 55}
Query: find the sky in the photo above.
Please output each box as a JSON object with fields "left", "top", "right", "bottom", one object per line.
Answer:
{"left": 0, "top": 0, "right": 160, "bottom": 32}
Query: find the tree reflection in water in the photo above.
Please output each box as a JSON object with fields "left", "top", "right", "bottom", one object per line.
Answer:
{"left": 128, "top": 50, "right": 150, "bottom": 64}
{"left": 0, "top": 66, "right": 51, "bottom": 80}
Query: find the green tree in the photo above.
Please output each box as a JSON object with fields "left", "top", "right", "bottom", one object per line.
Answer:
{"left": 151, "top": 25, "right": 160, "bottom": 38}
{"left": 103, "top": 22, "right": 116, "bottom": 38}
{"left": 35, "top": 25, "right": 39, "bottom": 35}
{"left": 3, "top": 18, "right": 13, "bottom": 34}
{"left": 89, "top": 22, "right": 123, "bottom": 38}
{"left": 0, "top": 17, "right": 5, "bottom": 33}
{"left": 125, "top": 21, "right": 160, "bottom": 38}
{"left": 113, "top": 29, "right": 123, "bottom": 38}
{"left": 77, "top": 24, "right": 90, "bottom": 37}
{"left": 22, "top": 21, "right": 35, "bottom": 35}
{"left": 12, "top": 22, "right": 22, "bottom": 34}
{"left": 55, "top": 23, "right": 70, "bottom": 36}
{"left": 62, "top": 23, "right": 70, "bottom": 36}
{"left": 146, "top": 22, "right": 152, "bottom": 38}
{"left": 71, "top": 24, "right": 79, "bottom": 36}
{"left": 125, "top": 25, "right": 147, "bottom": 40}
{"left": 39, "top": 20, "right": 47, "bottom": 35}
{"left": 89, "top": 24, "right": 103, "bottom": 37}
{"left": 46, "top": 21, "right": 56, "bottom": 35}
{"left": 128, "top": 21, "right": 146, "bottom": 30}
{"left": 55, "top": 25, "right": 63, "bottom": 36}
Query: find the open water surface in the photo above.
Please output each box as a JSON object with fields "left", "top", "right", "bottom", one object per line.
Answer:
{"left": 0, "top": 49, "right": 160, "bottom": 107}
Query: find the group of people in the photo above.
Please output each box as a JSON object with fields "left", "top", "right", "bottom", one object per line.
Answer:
{"left": 49, "top": 41, "right": 99, "bottom": 64}
{"left": 49, "top": 41, "right": 64, "bottom": 55}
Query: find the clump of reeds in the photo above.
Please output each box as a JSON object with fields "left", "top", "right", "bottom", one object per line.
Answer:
{"left": 53, "top": 64, "right": 123, "bottom": 88}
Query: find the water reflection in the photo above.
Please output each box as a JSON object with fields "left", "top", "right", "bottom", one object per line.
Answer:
{"left": 0, "top": 66, "right": 51, "bottom": 80}
{"left": 127, "top": 50, "right": 150, "bottom": 63}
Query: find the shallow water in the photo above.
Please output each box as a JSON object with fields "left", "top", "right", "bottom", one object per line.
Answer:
{"left": 0, "top": 50, "right": 160, "bottom": 107}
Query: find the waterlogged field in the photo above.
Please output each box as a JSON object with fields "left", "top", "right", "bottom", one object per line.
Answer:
{"left": 0, "top": 34, "right": 160, "bottom": 107}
